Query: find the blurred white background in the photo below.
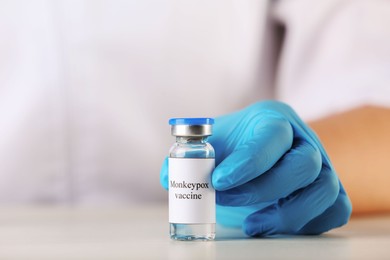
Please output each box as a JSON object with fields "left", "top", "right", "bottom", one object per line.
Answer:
{"left": 0, "top": 0, "right": 271, "bottom": 205}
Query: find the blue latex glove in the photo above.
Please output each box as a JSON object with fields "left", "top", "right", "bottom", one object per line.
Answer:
{"left": 160, "top": 101, "right": 352, "bottom": 237}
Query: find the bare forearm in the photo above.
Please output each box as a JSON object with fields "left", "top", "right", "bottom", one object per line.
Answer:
{"left": 309, "top": 106, "right": 390, "bottom": 215}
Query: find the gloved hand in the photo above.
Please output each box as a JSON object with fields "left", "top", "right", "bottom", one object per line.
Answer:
{"left": 160, "top": 101, "right": 352, "bottom": 237}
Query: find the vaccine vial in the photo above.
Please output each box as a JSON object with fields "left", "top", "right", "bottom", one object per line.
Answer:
{"left": 168, "top": 118, "right": 216, "bottom": 241}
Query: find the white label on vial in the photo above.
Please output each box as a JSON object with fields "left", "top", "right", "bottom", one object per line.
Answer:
{"left": 169, "top": 158, "right": 215, "bottom": 224}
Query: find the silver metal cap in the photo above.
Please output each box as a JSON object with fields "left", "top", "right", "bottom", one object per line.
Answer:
{"left": 171, "top": 124, "right": 212, "bottom": 137}
{"left": 169, "top": 118, "right": 214, "bottom": 136}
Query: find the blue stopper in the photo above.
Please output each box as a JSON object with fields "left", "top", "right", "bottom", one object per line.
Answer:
{"left": 169, "top": 118, "right": 214, "bottom": 125}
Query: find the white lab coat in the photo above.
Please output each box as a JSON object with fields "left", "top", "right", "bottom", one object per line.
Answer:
{"left": 0, "top": 0, "right": 389, "bottom": 205}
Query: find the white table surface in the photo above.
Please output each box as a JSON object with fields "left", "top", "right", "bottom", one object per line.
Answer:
{"left": 0, "top": 204, "right": 389, "bottom": 260}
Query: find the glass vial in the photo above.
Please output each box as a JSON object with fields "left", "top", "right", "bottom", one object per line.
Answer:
{"left": 168, "top": 118, "right": 216, "bottom": 241}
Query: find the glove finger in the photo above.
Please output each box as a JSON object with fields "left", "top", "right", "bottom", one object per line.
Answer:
{"left": 297, "top": 183, "right": 352, "bottom": 235}
{"left": 216, "top": 204, "right": 272, "bottom": 228}
{"left": 243, "top": 166, "right": 339, "bottom": 236}
{"left": 258, "top": 100, "right": 334, "bottom": 168}
{"left": 160, "top": 157, "right": 169, "bottom": 190}
{"left": 217, "top": 138, "right": 322, "bottom": 206}
{"left": 212, "top": 115, "right": 293, "bottom": 191}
